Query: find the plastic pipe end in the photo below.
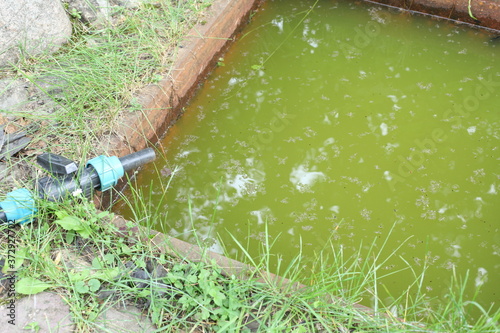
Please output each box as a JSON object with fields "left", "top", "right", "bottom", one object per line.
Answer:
{"left": 86, "top": 155, "right": 125, "bottom": 191}
{"left": 0, "top": 188, "right": 36, "bottom": 224}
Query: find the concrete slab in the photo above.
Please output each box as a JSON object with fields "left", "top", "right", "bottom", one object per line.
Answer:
{"left": 94, "top": 305, "right": 156, "bottom": 333}
{"left": 0, "top": 292, "right": 74, "bottom": 332}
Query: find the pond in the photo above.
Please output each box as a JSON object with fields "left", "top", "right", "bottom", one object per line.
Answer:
{"left": 116, "top": 0, "right": 499, "bottom": 318}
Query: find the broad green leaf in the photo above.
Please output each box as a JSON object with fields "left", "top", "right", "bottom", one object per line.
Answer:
{"left": 65, "top": 230, "right": 75, "bottom": 244}
{"left": 92, "top": 257, "right": 103, "bottom": 270}
{"left": 2, "top": 247, "right": 27, "bottom": 273}
{"left": 75, "top": 280, "right": 89, "bottom": 294}
{"left": 77, "top": 228, "right": 91, "bottom": 239}
{"left": 68, "top": 269, "right": 91, "bottom": 282}
{"left": 55, "top": 216, "right": 92, "bottom": 238}
{"left": 120, "top": 244, "right": 132, "bottom": 255}
{"left": 88, "top": 279, "right": 101, "bottom": 292}
{"left": 16, "top": 277, "right": 52, "bottom": 295}
{"left": 92, "top": 267, "right": 121, "bottom": 280}
{"left": 104, "top": 253, "right": 115, "bottom": 265}
{"left": 187, "top": 274, "right": 198, "bottom": 284}
{"left": 54, "top": 216, "right": 84, "bottom": 232}
{"left": 212, "top": 290, "right": 226, "bottom": 307}
{"left": 54, "top": 210, "right": 69, "bottom": 219}
{"left": 14, "top": 247, "right": 27, "bottom": 270}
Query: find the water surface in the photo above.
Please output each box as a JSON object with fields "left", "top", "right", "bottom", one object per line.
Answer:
{"left": 117, "top": 0, "right": 499, "bottom": 317}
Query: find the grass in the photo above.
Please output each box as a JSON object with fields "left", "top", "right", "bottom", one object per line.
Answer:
{"left": 2, "top": 180, "right": 499, "bottom": 331}
{"left": 1, "top": 0, "right": 212, "bottom": 161}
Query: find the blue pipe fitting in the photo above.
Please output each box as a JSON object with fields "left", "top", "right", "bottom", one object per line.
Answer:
{"left": 0, "top": 188, "right": 36, "bottom": 224}
{"left": 86, "top": 155, "right": 125, "bottom": 191}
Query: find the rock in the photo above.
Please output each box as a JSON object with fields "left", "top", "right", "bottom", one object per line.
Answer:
{"left": 0, "top": 292, "right": 75, "bottom": 332}
{"left": 65, "top": 0, "right": 153, "bottom": 28}
{"left": 66, "top": 0, "right": 113, "bottom": 27}
{"left": 0, "top": 79, "right": 30, "bottom": 116}
{"left": 0, "top": 78, "right": 62, "bottom": 120}
{"left": 0, "top": 160, "right": 34, "bottom": 188}
{"left": 34, "top": 75, "right": 68, "bottom": 102}
{"left": 55, "top": 248, "right": 94, "bottom": 272}
{"left": 94, "top": 305, "right": 156, "bottom": 332}
{"left": 0, "top": 0, "right": 72, "bottom": 67}
{"left": 112, "top": 0, "right": 148, "bottom": 8}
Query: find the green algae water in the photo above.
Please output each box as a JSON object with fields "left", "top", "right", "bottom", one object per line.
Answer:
{"left": 117, "top": 0, "right": 499, "bottom": 318}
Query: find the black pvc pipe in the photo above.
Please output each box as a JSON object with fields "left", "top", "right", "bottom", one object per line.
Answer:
{"left": 0, "top": 211, "right": 7, "bottom": 223}
{"left": 119, "top": 148, "right": 156, "bottom": 173}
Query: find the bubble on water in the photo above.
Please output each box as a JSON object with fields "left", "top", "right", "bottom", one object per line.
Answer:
{"left": 383, "top": 142, "right": 399, "bottom": 154}
{"left": 451, "top": 244, "right": 461, "bottom": 258}
{"left": 323, "top": 114, "right": 331, "bottom": 124}
{"left": 421, "top": 210, "right": 436, "bottom": 219}
{"left": 271, "top": 17, "right": 284, "bottom": 32}
{"left": 475, "top": 268, "right": 488, "bottom": 287}
{"left": 380, "top": 122, "right": 388, "bottom": 136}
{"left": 228, "top": 77, "right": 240, "bottom": 86}
{"left": 360, "top": 208, "right": 372, "bottom": 221}
{"left": 467, "top": 126, "right": 476, "bottom": 135}
{"left": 487, "top": 184, "right": 497, "bottom": 195}
{"left": 417, "top": 82, "right": 432, "bottom": 90}
{"left": 304, "top": 127, "right": 317, "bottom": 137}
{"left": 177, "top": 149, "right": 199, "bottom": 158}
{"left": 330, "top": 205, "right": 340, "bottom": 213}
{"left": 275, "top": 156, "right": 288, "bottom": 165}
{"left": 415, "top": 195, "right": 429, "bottom": 207}
{"left": 362, "top": 184, "right": 372, "bottom": 192}
{"left": 290, "top": 164, "right": 325, "bottom": 190}
{"left": 324, "top": 137, "right": 335, "bottom": 145}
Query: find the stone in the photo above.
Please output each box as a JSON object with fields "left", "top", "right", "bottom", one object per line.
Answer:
{"left": 112, "top": 0, "right": 149, "bottom": 9}
{"left": 66, "top": 0, "right": 113, "bottom": 27}
{"left": 0, "top": 79, "right": 30, "bottom": 116}
{"left": 0, "top": 160, "right": 34, "bottom": 188}
{"left": 0, "top": 78, "right": 62, "bottom": 120}
{"left": 34, "top": 75, "right": 68, "bottom": 102}
{"left": 94, "top": 305, "right": 156, "bottom": 332}
{"left": 0, "top": 0, "right": 72, "bottom": 67}
{"left": 0, "top": 292, "right": 74, "bottom": 332}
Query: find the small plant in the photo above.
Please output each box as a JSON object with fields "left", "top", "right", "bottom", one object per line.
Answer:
{"left": 160, "top": 261, "right": 246, "bottom": 328}
{"left": 70, "top": 8, "right": 81, "bottom": 20}
{"left": 468, "top": 0, "right": 478, "bottom": 20}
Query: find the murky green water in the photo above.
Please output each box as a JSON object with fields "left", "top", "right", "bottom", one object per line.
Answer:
{"left": 117, "top": 0, "right": 499, "bottom": 316}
